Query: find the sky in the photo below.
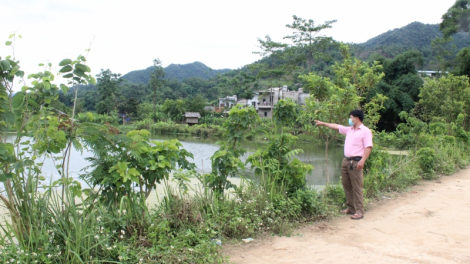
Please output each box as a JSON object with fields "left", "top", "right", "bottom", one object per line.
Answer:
{"left": 0, "top": 0, "right": 458, "bottom": 87}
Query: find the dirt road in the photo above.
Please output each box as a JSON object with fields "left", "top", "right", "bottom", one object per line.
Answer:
{"left": 224, "top": 169, "right": 470, "bottom": 263}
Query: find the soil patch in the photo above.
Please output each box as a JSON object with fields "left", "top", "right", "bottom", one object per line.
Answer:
{"left": 223, "top": 169, "right": 470, "bottom": 263}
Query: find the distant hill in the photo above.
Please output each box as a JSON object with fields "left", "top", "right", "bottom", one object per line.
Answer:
{"left": 123, "top": 22, "right": 470, "bottom": 85}
{"left": 122, "top": 61, "right": 231, "bottom": 84}
{"left": 353, "top": 22, "right": 470, "bottom": 68}
{"left": 361, "top": 22, "right": 470, "bottom": 49}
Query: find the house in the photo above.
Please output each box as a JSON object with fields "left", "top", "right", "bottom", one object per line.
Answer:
{"left": 256, "top": 86, "right": 308, "bottom": 118}
{"left": 183, "top": 112, "right": 201, "bottom": 125}
{"left": 204, "top": 106, "right": 215, "bottom": 112}
{"left": 236, "top": 92, "right": 259, "bottom": 108}
{"left": 417, "top": 70, "right": 448, "bottom": 77}
{"left": 218, "top": 95, "right": 238, "bottom": 108}
{"left": 217, "top": 87, "right": 307, "bottom": 118}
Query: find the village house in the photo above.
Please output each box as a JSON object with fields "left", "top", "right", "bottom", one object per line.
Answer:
{"left": 218, "top": 95, "right": 237, "bottom": 108}
{"left": 183, "top": 112, "right": 201, "bottom": 125}
{"left": 417, "top": 70, "right": 448, "bottom": 78}
{"left": 255, "top": 86, "right": 308, "bottom": 118}
{"left": 210, "top": 86, "right": 308, "bottom": 118}
{"left": 235, "top": 92, "right": 260, "bottom": 108}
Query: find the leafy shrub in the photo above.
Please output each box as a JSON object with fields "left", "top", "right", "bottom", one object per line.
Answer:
{"left": 324, "top": 184, "right": 347, "bottom": 207}
{"left": 416, "top": 147, "right": 436, "bottom": 178}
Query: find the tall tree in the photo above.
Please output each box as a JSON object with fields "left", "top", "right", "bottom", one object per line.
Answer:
{"left": 454, "top": 46, "right": 470, "bottom": 76}
{"left": 118, "top": 96, "right": 139, "bottom": 117}
{"left": 419, "top": 74, "right": 470, "bottom": 127}
{"left": 367, "top": 50, "right": 424, "bottom": 131}
{"left": 440, "top": 0, "right": 470, "bottom": 38}
{"left": 185, "top": 95, "right": 206, "bottom": 113}
{"left": 284, "top": 15, "right": 337, "bottom": 70}
{"left": 150, "top": 58, "right": 165, "bottom": 122}
{"left": 162, "top": 99, "right": 186, "bottom": 122}
{"left": 430, "top": 37, "right": 456, "bottom": 73}
{"left": 333, "top": 44, "right": 384, "bottom": 108}
{"left": 95, "top": 69, "right": 122, "bottom": 114}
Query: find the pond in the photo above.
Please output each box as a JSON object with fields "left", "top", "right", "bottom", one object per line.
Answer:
{"left": 2, "top": 134, "right": 344, "bottom": 189}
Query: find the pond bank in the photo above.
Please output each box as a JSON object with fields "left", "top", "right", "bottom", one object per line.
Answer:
{"left": 224, "top": 168, "right": 470, "bottom": 263}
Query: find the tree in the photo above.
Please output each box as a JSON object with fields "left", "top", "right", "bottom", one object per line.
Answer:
{"left": 440, "top": 0, "right": 470, "bottom": 38}
{"left": 367, "top": 50, "right": 424, "bottom": 131}
{"left": 418, "top": 74, "right": 470, "bottom": 127}
{"left": 454, "top": 46, "right": 470, "bottom": 76}
{"left": 0, "top": 34, "right": 106, "bottom": 242}
{"left": 431, "top": 37, "right": 457, "bottom": 72}
{"left": 234, "top": 73, "right": 258, "bottom": 105}
{"left": 253, "top": 35, "right": 288, "bottom": 67}
{"left": 162, "top": 99, "right": 186, "bottom": 121}
{"left": 150, "top": 58, "right": 165, "bottom": 122}
{"left": 206, "top": 106, "right": 259, "bottom": 194}
{"left": 118, "top": 96, "right": 139, "bottom": 117}
{"left": 185, "top": 94, "right": 206, "bottom": 113}
{"left": 252, "top": 36, "right": 288, "bottom": 88}
{"left": 95, "top": 69, "right": 122, "bottom": 114}
{"left": 333, "top": 44, "right": 384, "bottom": 108}
{"left": 284, "top": 15, "right": 337, "bottom": 70}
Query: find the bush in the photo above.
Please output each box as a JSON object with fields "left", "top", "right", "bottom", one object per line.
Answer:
{"left": 324, "top": 184, "right": 347, "bottom": 207}
{"left": 416, "top": 147, "right": 436, "bottom": 178}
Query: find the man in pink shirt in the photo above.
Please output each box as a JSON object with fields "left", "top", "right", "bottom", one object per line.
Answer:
{"left": 315, "top": 110, "right": 373, "bottom": 220}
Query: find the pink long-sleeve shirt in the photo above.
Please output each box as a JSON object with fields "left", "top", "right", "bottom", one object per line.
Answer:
{"left": 338, "top": 124, "right": 373, "bottom": 157}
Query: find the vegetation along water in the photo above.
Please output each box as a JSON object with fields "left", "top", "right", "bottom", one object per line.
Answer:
{"left": 2, "top": 1, "right": 470, "bottom": 263}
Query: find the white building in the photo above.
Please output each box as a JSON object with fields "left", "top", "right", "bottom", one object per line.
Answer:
{"left": 218, "top": 95, "right": 238, "bottom": 108}
{"left": 417, "top": 70, "right": 448, "bottom": 77}
{"left": 251, "top": 86, "right": 308, "bottom": 118}
{"left": 236, "top": 92, "right": 260, "bottom": 108}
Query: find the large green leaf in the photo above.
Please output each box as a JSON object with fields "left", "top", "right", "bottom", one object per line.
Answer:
{"left": 28, "top": 98, "right": 39, "bottom": 108}
{"left": 59, "top": 59, "right": 72, "bottom": 66}
{"left": 0, "top": 174, "right": 7, "bottom": 182}
{"left": 63, "top": 73, "right": 73, "bottom": 78}
{"left": 73, "top": 69, "right": 86, "bottom": 78}
{"left": 1, "top": 60, "right": 10, "bottom": 71}
{"left": 59, "top": 65, "right": 73, "bottom": 73}
{"left": 44, "top": 80, "right": 51, "bottom": 90}
{"left": 4, "top": 111, "right": 15, "bottom": 125}
{"left": 60, "top": 84, "right": 69, "bottom": 94}
{"left": 75, "top": 64, "right": 90, "bottom": 73}
{"left": 15, "top": 70, "right": 24, "bottom": 78}
{"left": 12, "top": 92, "right": 25, "bottom": 109}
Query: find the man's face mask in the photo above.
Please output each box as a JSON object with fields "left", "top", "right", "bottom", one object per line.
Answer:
{"left": 348, "top": 117, "right": 356, "bottom": 126}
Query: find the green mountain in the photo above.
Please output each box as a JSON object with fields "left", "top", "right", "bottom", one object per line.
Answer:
{"left": 121, "top": 61, "right": 231, "bottom": 84}
{"left": 362, "top": 22, "right": 460, "bottom": 48}
{"left": 353, "top": 22, "right": 470, "bottom": 67}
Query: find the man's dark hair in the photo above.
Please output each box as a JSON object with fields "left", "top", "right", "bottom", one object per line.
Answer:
{"left": 349, "top": 109, "right": 364, "bottom": 122}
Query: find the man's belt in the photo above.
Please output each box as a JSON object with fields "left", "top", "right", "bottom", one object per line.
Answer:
{"left": 344, "top": 156, "right": 362, "bottom": 161}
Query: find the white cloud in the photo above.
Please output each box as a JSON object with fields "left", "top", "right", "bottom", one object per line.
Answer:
{"left": 0, "top": 0, "right": 458, "bottom": 90}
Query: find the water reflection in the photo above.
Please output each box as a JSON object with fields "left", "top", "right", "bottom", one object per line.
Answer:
{"left": 2, "top": 133, "right": 344, "bottom": 189}
{"left": 153, "top": 134, "right": 344, "bottom": 187}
